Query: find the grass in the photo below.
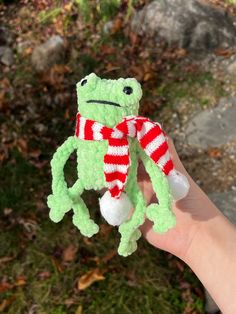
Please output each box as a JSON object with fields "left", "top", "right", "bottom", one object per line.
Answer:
{"left": 0, "top": 149, "right": 204, "bottom": 313}
{"left": 156, "top": 70, "right": 226, "bottom": 109}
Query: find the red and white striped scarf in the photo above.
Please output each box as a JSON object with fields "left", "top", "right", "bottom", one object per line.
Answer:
{"left": 75, "top": 113, "right": 174, "bottom": 199}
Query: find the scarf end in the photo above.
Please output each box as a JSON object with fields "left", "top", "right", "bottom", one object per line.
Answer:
{"left": 99, "top": 191, "right": 132, "bottom": 226}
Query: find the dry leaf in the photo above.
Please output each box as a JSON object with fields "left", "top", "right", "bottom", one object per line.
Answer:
{"left": 0, "top": 255, "right": 15, "bottom": 265}
{"left": 38, "top": 271, "right": 51, "bottom": 280}
{"left": 100, "top": 45, "right": 116, "bottom": 55}
{"left": 77, "top": 268, "right": 105, "bottom": 290}
{"left": 111, "top": 17, "right": 123, "bottom": 34}
{"left": 0, "top": 295, "right": 16, "bottom": 312}
{"left": 62, "top": 244, "right": 78, "bottom": 262}
{"left": 214, "top": 48, "right": 235, "bottom": 58}
{"left": 83, "top": 237, "right": 93, "bottom": 246}
{"left": 208, "top": 147, "right": 222, "bottom": 158}
{"left": 0, "top": 282, "right": 12, "bottom": 293}
{"left": 14, "top": 276, "right": 26, "bottom": 287}
{"left": 51, "top": 257, "right": 64, "bottom": 273}
{"left": 28, "top": 149, "right": 41, "bottom": 159}
{"left": 17, "top": 138, "right": 28, "bottom": 154}
{"left": 102, "top": 250, "right": 117, "bottom": 263}
{"left": 75, "top": 305, "right": 83, "bottom": 314}
{"left": 99, "top": 224, "right": 113, "bottom": 240}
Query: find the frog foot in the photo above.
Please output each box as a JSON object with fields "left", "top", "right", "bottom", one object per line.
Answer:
{"left": 47, "top": 193, "right": 73, "bottom": 223}
{"left": 72, "top": 214, "right": 99, "bottom": 238}
{"left": 146, "top": 204, "right": 176, "bottom": 233}
{"left": 118, "top": 228, "right": 141, "bottom": 257}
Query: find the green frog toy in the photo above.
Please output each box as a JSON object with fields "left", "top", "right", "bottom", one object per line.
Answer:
{"left": 47, "top": 73, "right": 189, "bottom": 256}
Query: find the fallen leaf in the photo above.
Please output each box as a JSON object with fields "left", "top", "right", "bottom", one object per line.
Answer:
{"left": 99, "top": 224, "right": 113, "bottom": 240}
{"left": 28, "top": 149, "right": 41, "bottom": 159}
{"left": 0, "top": 282, "right": 12, "bottom": 293}
{"left": 100, "top": 45, "right": 116, "bottom": 55}
{"left": 0, "top": 255, "right": 15, "bottom": 265}
{"left": 214, "top": 48, "right": 235, "bottom": 58}
{"left": 64, "top": 298, "right": 76, "bottom": 306}
{"left": 102, "top": 250, "right": 117, "bottom": 263}
{"left": 51, "top": 257, "right": 64, "bottom": 273}
{"left": 14, "top": 276, "right": 26, "bottom": 287}
{"left": 77, "top": 268, "right": 105, "bottom": 290}
{"left": 75, "top": 305, "right": 83, "bottom": 314}
{"left": 129, "top": 32, "right": 139, "bottom": 46}
{"left": 83, "top": 237, "right": 93, "bottom": 246}
{"left": 0, "top": 295, "right": 17, "bottom": 312}
{"left": 111, "top": 17, "right": 123, "bottom": 34}
{"left": 17, "top": 138, "right": 28, "bottom": 154}
{"left": 38, "top": 271, "right": 51, "bottom": 280}
{"left": 207, "top": 147, "right": 222, "bottom": 158}
{"left": 64, "top": 2, "right": 73, "bottom": 12}
{"left": 62, "top": 244, "right": 78, "bottom": 262}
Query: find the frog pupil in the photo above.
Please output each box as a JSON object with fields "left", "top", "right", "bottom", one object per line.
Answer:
{"left": 123, "top": 86, "right": 133, "bottom": 95}
{"left": 81, "top": 79, "right": 87, "bottom": 86}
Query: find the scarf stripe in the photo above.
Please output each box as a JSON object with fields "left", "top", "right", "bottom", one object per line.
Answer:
{"left": 75, "top": 113, "right": 174, "bottom": 198}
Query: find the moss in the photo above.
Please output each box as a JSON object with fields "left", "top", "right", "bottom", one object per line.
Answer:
{"left": 156, "top": 70, "right": 225, "bottom": 109}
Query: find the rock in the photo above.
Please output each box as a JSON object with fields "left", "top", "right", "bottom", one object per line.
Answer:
{"left": 0, "top": 46, "right": 14, "bottom": 66}
{"left": 209, "top": 190, "right": 236, "bottom": 225}
{"left": 226, "top": 56, "right": 236, "bottom": 79}
{"left": 0, "top": 26, "right": 13, "bottom": 46}
{"left": 185, "top": 97, "right": 236, "bottom": 149}
{"left": 31, "top": 35, "right": 65, "bottom": 72}
{"left": 103, "top": 20, "right": 114, "bottom": 34}
{"left": 131, "top": 0, "right": 236, "bottom": 53}
{"left": 16, "top": 40, "right": 32, "bottom": 54}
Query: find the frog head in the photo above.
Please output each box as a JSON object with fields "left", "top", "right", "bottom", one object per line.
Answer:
{"left": 76, "top": 73, "right": 142, "bottom": 127}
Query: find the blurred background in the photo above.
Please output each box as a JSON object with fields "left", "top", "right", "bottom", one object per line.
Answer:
{"left": 0, "top": 0, "right": 236, "bottom": 313}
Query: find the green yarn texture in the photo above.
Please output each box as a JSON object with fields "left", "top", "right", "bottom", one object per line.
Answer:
{"left": 47, "top": 73, "right": 176, "bottom": 257}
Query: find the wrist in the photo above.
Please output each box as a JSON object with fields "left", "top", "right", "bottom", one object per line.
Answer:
{"left": 183, "top": 203, "right": 236, "bottom": 314}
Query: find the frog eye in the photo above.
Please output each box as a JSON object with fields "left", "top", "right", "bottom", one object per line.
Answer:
{"left": 81, "top": 79, "right": 87, "bottom": 86}
{"left": 123, "top": 86, "right": 133, "bottom": 95}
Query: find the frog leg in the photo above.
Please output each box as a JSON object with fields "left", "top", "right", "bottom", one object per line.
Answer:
{"left": 68, "top": 181, "right": 99, "bottom": 237}
{"left": 139, "top": 149, "right": 176, "bottom": 233}
{"left": 118, "top": 159, "right": 146, "bottom": 257}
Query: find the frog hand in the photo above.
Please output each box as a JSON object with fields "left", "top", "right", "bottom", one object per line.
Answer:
{"left": 47, "top": 193, "right": 73, "bottom": 223}
{"left": 146, "top": 203, "right": 176, "bottom": 234}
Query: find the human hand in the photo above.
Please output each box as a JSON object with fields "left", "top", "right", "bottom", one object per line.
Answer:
{"left": 138, "top": 138, "right": 221, "bottom": 261}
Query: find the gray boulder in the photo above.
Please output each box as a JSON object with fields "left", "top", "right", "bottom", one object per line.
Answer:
{"left": 185, "top": 97, "right": 236, "bottom": 149}
{"left": 0, "top": 46, "right": 14, "bottom": 66}
{"left": 0, "top": 26, "right": 13, "bottom": 46}
{"left": 209, "top": 191, "right": 236, "bottom": 225}
{"left": 31, "top": 35, "right": 65, "bottom": 72}
{"left": 131, "top": 0, "right": 236, "bottom": 53}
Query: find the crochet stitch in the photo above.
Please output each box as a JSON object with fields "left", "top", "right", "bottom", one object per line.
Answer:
{"left": 47, "top": 73, "right": 189, "bottom": 256}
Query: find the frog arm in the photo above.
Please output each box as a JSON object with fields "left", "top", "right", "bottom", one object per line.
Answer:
{"left": 47, "top": 136, "right": 78, "bottom": 222}
{"left": 138, "top": 147, "right": 176, "bottom": 233}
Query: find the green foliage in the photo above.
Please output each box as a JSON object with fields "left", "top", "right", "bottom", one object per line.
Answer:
{"left": 75, "top": 0, "right": 121, "bottom": 22}
{"left": 38, "top": 7, "right": 62, "bottom": 24}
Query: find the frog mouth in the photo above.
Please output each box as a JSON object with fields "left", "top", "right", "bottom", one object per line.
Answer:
{"left": 86, "top": 100, "right": 121, "bottom": 107}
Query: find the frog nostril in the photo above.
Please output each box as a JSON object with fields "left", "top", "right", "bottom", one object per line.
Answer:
{"left": 123, "top": 86, "right": 133, "bottom": 95}
{"left": 81, "top": 79, "right": 87, "bottom": 86}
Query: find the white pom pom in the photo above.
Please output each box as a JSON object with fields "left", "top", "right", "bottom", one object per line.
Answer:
{"left": 99, "top": 191, "right": 132, "bottom": 226}
{"left": 167, "top": 170, "right": 190, "bottom": 201}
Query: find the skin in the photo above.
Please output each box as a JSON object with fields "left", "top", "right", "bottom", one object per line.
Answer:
{"left": 47, "top": 73, "right": 175, "bottom": 256}
{"left": 140, "top": 138, "right": 236, "bottom": 314}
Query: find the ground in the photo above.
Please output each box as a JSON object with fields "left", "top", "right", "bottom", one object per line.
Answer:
{"left": 0, "top": 0, "right": 236, "bottom": 313}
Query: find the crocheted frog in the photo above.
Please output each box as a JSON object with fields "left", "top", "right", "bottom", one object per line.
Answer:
{"left": 47, "top": 73, "right": 189, "bottom": 256}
